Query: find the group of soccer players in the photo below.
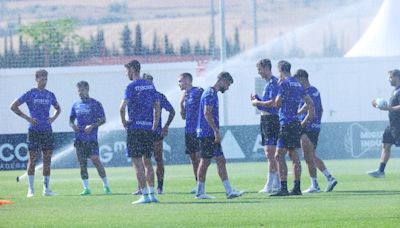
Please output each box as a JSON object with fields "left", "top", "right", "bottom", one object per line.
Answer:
{"left": 251, "top": 59, "right": 337, "bottom": 196}
{"left": 11, "top": 70, "right": 112, "bottom": 197}
{"left": 13, "top": 57, "right": 400, "bottom": 203}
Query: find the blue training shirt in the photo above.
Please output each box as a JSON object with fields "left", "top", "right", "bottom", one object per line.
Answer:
{"left": 256, "top": 76, "right": 279, "bottom": 115}
{"left": 154, "top": 92, "right": 174, "bottom": 136}
{"left": 70, "top": 98, "right": 105, "bottom": 141}
{"left": 277, "top": 76, "right": 305, "bottom": 125}
{"left": 184, "top": 87, "right": 204, "bottom": 134}
{"left": 124, "top": 79, "right": 159, "bottom": 130}
{"left": 17, "top": 88, "right": 58, "bottom": 132}
{"left": 197, "top": 87, "right": 219, "bottom": 138}
{"left": 298, "top": 86, "right": 322, "bottom": 132}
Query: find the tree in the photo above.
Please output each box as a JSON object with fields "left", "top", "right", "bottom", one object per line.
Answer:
{"left": 95, "top": 29, "right": 107, "bottom": 57}
{"left": 233, "top": 26, "right": 241, "bottom": 55}
{"left": 208, "top": 35, "right": 216, "bottom": 57}
{"left": 121, "top": 24, "right": 133, "bottom": 56}
{"left": 19, "top": 19, "right": 78, "bottom": 54}
{"left": 134, "top": 24, "right": 143, "bottom": 55}
{"left": 77, "top": 37, "right": 92, "bottom": 60}
{"left": 225, "top": 38, "right": 232, "bottom": 57}
{"left": 152, "top": 31, "right": 161, "bottom": 55}
{"left": 194, "top": 41, "right": 202, "bottom": 55}
{"left": 18, "top": 35, "right": 30, "bottom": 68}
{"left": 19, "top": 18, "right": 79, "bottom": 66}
{"left": 323, "top": 24, "right": 344, "bottom": 57}
{"left": 164, "top": 34, "right": 174, "bottom": 55}
{"left": 180, "top": 38, "right": 191, "bottom": 55}
{"left": 111, "top": 42, "right": 120, "bottom": 56}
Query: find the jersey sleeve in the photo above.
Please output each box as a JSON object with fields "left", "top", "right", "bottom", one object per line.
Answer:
{"left": 153, "top": 89, "right": 160, "bottom": 103}
{"left": 51, "top": 92, "right": 58, "bottom": 106}
{"left": 95, "top": 101, "right": 106, "bottom": 120}
{"left": 277, "top": 81, "right": 287, "bottom": 98}
{"left": 271, "top": 82, "right": 279, "bottom": 99}
{"left": 203, "top": 89, "right": 215, "bottom": 106}
{"left": 315, "top": 90, "right": 323, "bottom": 111}
{"left": 124, "top": 85, "right": 132, "bottom": 100}
{"left": 390, "top": 90, "right": 400, "bottom": 109}
{"left": 17, "top": 90, "right": 31, "bottom": 104}
{"left": 195, "top": 88, "right": 204, "bottom": 102}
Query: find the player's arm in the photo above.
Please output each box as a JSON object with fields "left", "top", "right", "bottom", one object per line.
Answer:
{"left": 93, "top": 103, "right": 106, "bottom": 127}
{"left": 204, "top": 105, "right": 221, "bottom": 143}
{"left": 301, "top": 95, "right": 315, "bottom": 128}
{"left": 10, "top": 99, "right": 38, "bottom": 125}
{"left": 84, "top": 117, "right": 105, "bottom": 134}
{"left": 298, "top": 103, "right": 308, "bottom": 115}
{"left": 274, "top": 95, "right": 282, "bottom": 108}
{"left": 251, "top": 98, "right": 276, "bottom": 107}
{"left": 153, "top": 101, "right": 161, "bottom": 131}
{"left": 119, "top": 99, "right": 128, "bottom": 129}
{"left": 161, "top": 107, "right": 175, "bottom": 137}
{"left": 49, "top": 102, "right": 61, "bottom": 124}
{"left": 380, "top": 104, "right": 400, "bottom": 111}
{"left": 69, "top": 106, "right": 79, "bottom": 132}
{"left": 94, "top": 117, "right": 106, "bottom": 127}
{"left": 180, "top": 92, "right": 186, "bottom": 120}
{"left": 85, "top": 104, "right": 106, "bottom": 134}
{"left": 69, "top": 119, "right": 80, "bottom": 133}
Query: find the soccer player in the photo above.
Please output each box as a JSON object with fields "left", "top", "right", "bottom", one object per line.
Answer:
{"left": 250, "top": 59, "right": 281, "bottom": 193}
{"left": 69, "top": 81, "right": 111, "bottom": 195}
{"left": 10, "top": 69, "right": 61, "bottom": 197}
{"left": 142, "top": 73, "right": 175, "bottom": 194}
{"left": 195, "top": 71, "right": 244, "bottom": 199}
{"left": 294, "top": 69, "right": 338, "bottom": 193}
{"left": 120, "top": 60, "right": 161, "bottom": 204}
{"left": 270, "top": 61, "right": 314, "bottom": 197}
{"left": 178, "top": 72, "right": 203, "bottom": 193}
{"left": 368, "top": 69, "right": 400, "bottom": 178}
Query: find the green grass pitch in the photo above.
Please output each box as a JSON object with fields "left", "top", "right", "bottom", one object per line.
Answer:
{"left": 1, "top": 159, "right": 399, "bottom": 227}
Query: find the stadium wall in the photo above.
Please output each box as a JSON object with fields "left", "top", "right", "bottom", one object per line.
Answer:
{"left": 1, "top": 121, "right": 400, "bottom": 170}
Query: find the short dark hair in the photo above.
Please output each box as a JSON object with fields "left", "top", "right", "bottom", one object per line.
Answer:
{"left": 180, "top": 72, "right": 193, "bottom": 81}
{"left": 278, "top": 60, "right": 291, "bottom": 73}
{"left": 389, "top": 69, "right": 400, "bottom": 78}
{"left": 35, "top": 69, "right": 48, "bottom": 78}
{"left": 142, "top": 73, "right": 153, "bottom": 81}
{"left": 257, "top": 59, "right": 272, "bottom": 70}
{"left": 76, "top": 81, "right": 89, "bottom": 89}
{"left": 294, "top": 69, "right": 309, "bottom": 80}
{"left": 124, "top": 59, "right": 141, "bottom": 72}
{"left": 217, "top": 71, "right": 234, "bottom": 84}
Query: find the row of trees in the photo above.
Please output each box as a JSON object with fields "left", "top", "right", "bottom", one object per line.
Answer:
{"left": 0, "top": 19, "right": 242, "bottom": 68}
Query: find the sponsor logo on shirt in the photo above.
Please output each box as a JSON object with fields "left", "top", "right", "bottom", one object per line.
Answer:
{"left": 310, "top": 123, "right": 321, "bottom": 128}
{"left": 289, "top": 81, "right": 302, "bottom": 87}
{"left": 33, "top": 99, "right": 50, "bottom": 105}
{"left": 135, "top": 85, "right": 154, "bottom": 91}
{"left": 76, "top": 104, "right": 90, "bottom": 114}
{"left": 135, "top": 121, "right": 152, "bottom": 126}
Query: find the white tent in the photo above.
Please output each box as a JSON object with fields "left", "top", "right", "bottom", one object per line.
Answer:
{"left": 345, "top": 0, "right": 400, "bottom": 57}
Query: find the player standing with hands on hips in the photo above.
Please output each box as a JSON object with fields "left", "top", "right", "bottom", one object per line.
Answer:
{"left": 10, "top": 69, "right": 61, "bottom": 198}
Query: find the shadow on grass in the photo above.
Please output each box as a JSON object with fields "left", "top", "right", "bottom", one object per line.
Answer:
{"left": 332, "top": 190, "right": 400, "bottom": 196}
{"left": 166, "top": 191, "right": 227, "bottom": 195}
{"left": 58, "top": 192, "right": 132, "bottom": 197}
{"left": 159, "top": 200, "right": 264, "bottom": 205}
